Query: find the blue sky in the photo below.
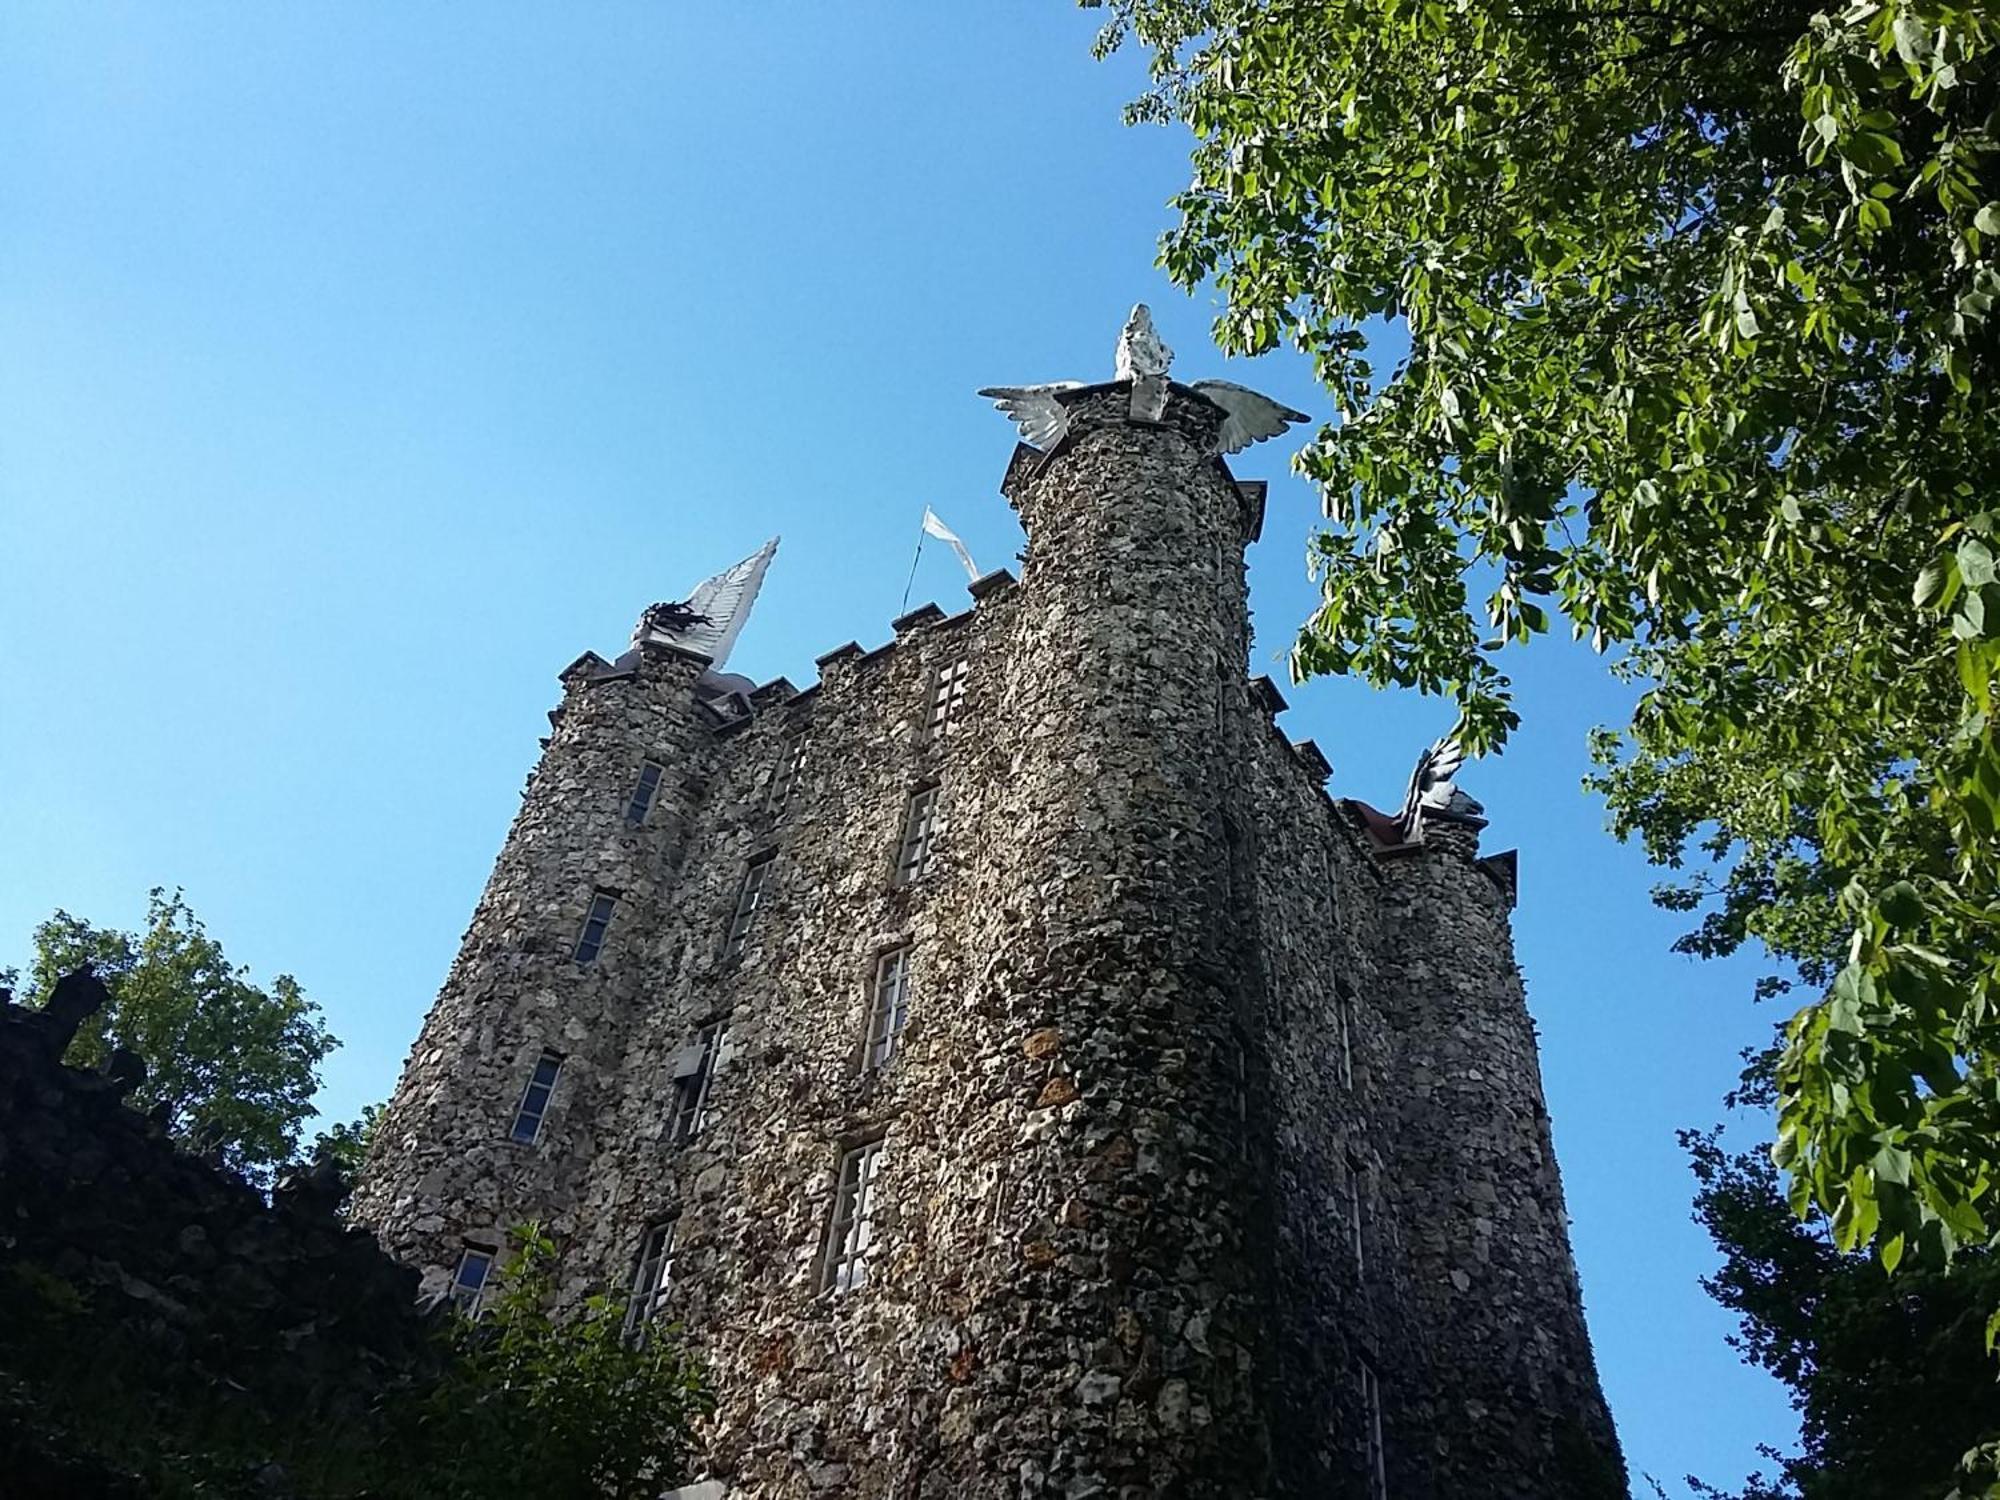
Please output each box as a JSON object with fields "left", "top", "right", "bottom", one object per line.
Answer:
{"left": 1, "top": 4, "right": 1793, "bottom": 1490}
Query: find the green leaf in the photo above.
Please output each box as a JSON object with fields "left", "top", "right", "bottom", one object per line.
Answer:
{"left": 1880, "top": 880, "right": 1926, "bottom": 927}
{"left": 1830, "top": 968, "right": 1870, "bottom": 1033}
{"left": 1957, "top": 538, "right": 1995, "bottom": 588}
{"left": 1880, "top": 1231, "right": 1906, "bottom": 1272}
{"left": 1845, "top": 131, "right": 1906, "bottom": 176}
{"left": 1958, "top": 641, "right": 1993, "bottom": 712}
{"left": 1915, "top": 559, "right": 1945, "bottom": 607}
{"left": 1964, "top": 586, "right": 1991, "bottom": 638}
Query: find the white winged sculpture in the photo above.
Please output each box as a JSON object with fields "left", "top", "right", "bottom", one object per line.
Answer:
{"left": 978, "top": 304, "right": 1309, "bottom": 457}
{"left": 635, "top": 537, "right": 778, "bottom": 673}
{"left": 1395, "top": 736, "right": 1487, "bottom": 843}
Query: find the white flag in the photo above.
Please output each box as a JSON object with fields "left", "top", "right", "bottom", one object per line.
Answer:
{"left": 922, "top": 506, "right": 979, "bottom": 581}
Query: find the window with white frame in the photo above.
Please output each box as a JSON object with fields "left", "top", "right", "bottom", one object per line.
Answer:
{"left": 670, "top": 1023, "right": 725, "bottom": 1145}
{"left": 1359, "top": 1357, "right": 1388, "bottom": 1498}
{"left": 574, "top": 892, "right": 617, "bottom": 964}
{"left": 625, "top": 760, "right": 665, "bottom": 825}
{"left": 723, "top": 853, "right": 774, "bottom": 960}
{"left": 766, "top": 732, "right": 807, "bottom": 815}
{"left": 510, "top": 1052, "right": 563, "bottom": 1144}
{"left": 863, "top": 947, "right": 912, "bottom": 1072}
{"left": 821, "top": 1137, "right": 888, "bottom": 1294}
{"left": 894, "top": 785, "right": 940, "bottom": 886}
{"left": 450, "top": 1246, "right": 494, "bottom": 1314}
{"left": 926, "top": 658, "right": 969, "bottom": 740}
{"left": 623, "top": 1219, "right": 677, "bottom": 1342}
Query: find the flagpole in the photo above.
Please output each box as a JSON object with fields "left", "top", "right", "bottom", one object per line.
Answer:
{"left": 898, "top": 521, "right": 926, "bottom": 614}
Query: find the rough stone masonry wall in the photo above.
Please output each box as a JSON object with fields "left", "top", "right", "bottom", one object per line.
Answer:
{"left": 350, "top": 641, "right": 724, "bottom": 1291}
{"left": 563, "top": 591, "right": 1031, "bottom": 1497}
{"left": 1, "top": 977, "right": 435, "bottom": 1495}
{"left": 1369, "top": 824, "right": 1626, "bottom": 1497}
{"left": 356, "top": 383, "right": 1626, "bottom": 1498}
{"left": 944, "top": 387, "right": 1275, "bottom": 1498}
{"left": 1241, "top": 717, "right": 1416, "bottom": 1496}
{"left": 1242, "top": 709, "right": 1626, "bottom": 1498}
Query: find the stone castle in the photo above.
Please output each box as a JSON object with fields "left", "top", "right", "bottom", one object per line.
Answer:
{"left": 353, "top": 313, "right": 1626, "bottom": 1498}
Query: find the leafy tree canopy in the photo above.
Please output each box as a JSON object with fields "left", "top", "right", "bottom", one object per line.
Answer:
{"left": 1675, "top": 1123, "right": 2000, "bottom": 1498}
{"left": 2, "top": 1223, "right": 711, "bottom": 1499}
{"left": 419, "top": 1225, "right": 714, "bottom": 1499}
{"left": 310, "top": 1101, "right": 383, "bottom": 1184}
{"left": 18, "top": 889, "right": 337, "bottom": 1179}
{"left": 1086, "top": 0, "right": 2000, "bottom": 1276}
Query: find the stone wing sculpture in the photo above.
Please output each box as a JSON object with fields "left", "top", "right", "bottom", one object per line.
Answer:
{"left": 979, "top": 303, "right": 1308, "bottom": 457}
{"left": 1188, "top": 380, "right": 1312, "bottom": 456}
{"left": 1396, "top": 736, "right": 1485, "bottom": 841}
{"left": 975, "top": 383, "right": 1085, "bottom": 450}
{"left": 636, "top": 537, "right": 778, "bottom": 672}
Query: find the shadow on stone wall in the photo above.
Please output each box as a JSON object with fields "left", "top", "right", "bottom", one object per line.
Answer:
{"left": 0, "top": 970, "right": 441, "bottom": 1498}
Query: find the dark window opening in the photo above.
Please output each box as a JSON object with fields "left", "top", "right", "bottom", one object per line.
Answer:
{"left": 575, "top": 892, "right": 617, "bottom": 964}
{"left": 894, "top": 786, "right": 941, "bottom": 886}
{"left": 510, "top": 1052, "right": 563, "bottom": 1144}
{"left": 450, "top": 1247, "right": 494, "bottom": 1314}
{"left": 723, "top": 853, "right": 775, "bottom": 960}
{"left": 926, "top": 658, "right": 969, "bottom": 741}
{"left": 623, "top": 1220, "right": 678, "bottom": 1343}
{"left": 626, "top": 760, "right": 666, "bottom": 825}
{"left": 670, "top": 1023, "right": 725, "bottom": 1144}
{"left": 864, "top": 948, "right": 912, "bottom": 1072}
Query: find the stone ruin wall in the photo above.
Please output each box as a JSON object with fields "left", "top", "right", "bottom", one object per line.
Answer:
{"left": 0, "top": 976, "right": 436, "bottom": 1496}
{"left": 354, "top": 388, "right": 1624, "bottom": 1498}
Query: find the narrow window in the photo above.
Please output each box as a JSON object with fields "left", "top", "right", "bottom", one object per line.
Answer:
{"left": 574, "top": 892, "right": 617, "bottom": 964}
{"left": 864, "top": 948, "right": 912, "bottom": 1072}
{"left": 1359, "top": 1358, "right": 1388, "bottom": 1498}
{"left": 623, "top": 1219, "right": 677, "bottom": 1343}
{"left": 723, "top": 853, "right": 775, "bottom": 960}
{"left": 670, "top": 1023, "right": 725, "bottom": 1145}
{"left": 450, "top": 1246, "right": 494, "bottom": 1314}
{"left": 767, "top": 733, "right": 807, "bottom": 815}
{"left": 1346, "top": 1151, "right": 1368, "bottom": 1275}
{"left": 926, "top": 658, "right": 969, "bottom": 741}
{"left": 510, "top": 1052, "right": 563, "bottom": 1144}
{"left": 821, "top": 1137, "right": 888, "bottom": 1294}
{"left": 1336, "top": 983, "right": 1355, "bottom": 1090}
{"left": 894, "top": 786, "right": 941, "bottom": 886}
{"left": 625, "top": 760, "right": 666, "bottom": 825}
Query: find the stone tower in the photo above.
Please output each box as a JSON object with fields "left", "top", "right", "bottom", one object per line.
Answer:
{"left": 354, "top": 312, "right": 1625, "bottom": 1498}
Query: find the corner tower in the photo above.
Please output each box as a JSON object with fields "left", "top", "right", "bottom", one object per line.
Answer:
{"left": 351, "top": 543, "right": 776, "bottom": 1294}
{"left": 949, "top": 377, "right": 1276, "bottom": 1494}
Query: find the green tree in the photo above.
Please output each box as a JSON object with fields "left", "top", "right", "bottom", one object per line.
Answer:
{"left": 310, "top": 1101, "right": 384, "bottom": 1182}
{"left": 1, "top": 1221, "right": 712, "bottom": 1499}
{"left": 418, "top": 1225, "right": 714, "bottom": 1499}
{"left": 1673, "top": 1122, "right": 2000, "bottom": 1498}
{"left": 21, "top": 889, "right": 337, "bottom": 1179}
{"left": 1086, "top": 0, "right": 2000, "bottom": 1273}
